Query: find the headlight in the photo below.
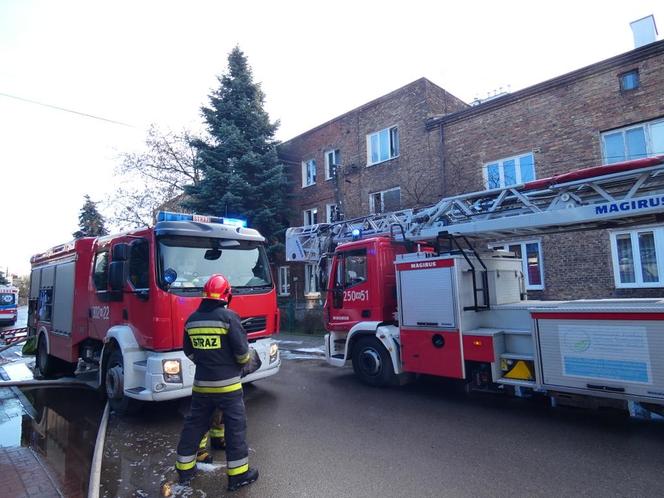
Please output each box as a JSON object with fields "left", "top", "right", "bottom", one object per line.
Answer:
{"left": 269, "top": 342, "right": 278, "bottom": 363}
{"left": 163, "top": 359, "right": 181, "bottom": 375}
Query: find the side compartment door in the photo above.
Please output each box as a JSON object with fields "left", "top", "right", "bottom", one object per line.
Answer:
{"left": 397, "top": 259, "right": 465, "bottom": 379}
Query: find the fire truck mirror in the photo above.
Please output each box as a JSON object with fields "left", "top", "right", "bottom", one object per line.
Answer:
{"left": 109, "top": 261, "right": 126, "bottom": 293}
{"left": 112, "top": 243, "right": 129, "bottom": 261}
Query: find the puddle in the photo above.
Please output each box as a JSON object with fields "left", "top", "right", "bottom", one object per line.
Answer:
{"left": 2, "top": 361, "right": 34, "bottom": 381}
{"left": 0, "top": 386, "right": 105, "bottom": 497}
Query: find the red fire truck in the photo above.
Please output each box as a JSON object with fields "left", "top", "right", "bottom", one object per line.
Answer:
{"left": 0, "top": 285, "right": 19, "bottom": 326}
{"left": 28, "top": 212, "right": 280, "bottom": 413}
{"left": 286, "top": 156, "right": 664, "bottom": 415}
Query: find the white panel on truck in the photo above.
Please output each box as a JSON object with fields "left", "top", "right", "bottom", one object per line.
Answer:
{"left": 537, "top": 316, "right": 664, "bottom": 401}
{"left": 399, "top": 266, "right": 456, "bottom": 328}
{"left": 52, "top": 261, "right": 75, "bottom": 335}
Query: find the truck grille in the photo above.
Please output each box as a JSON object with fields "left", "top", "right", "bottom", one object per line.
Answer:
{"left": 242, "top": 316, "right": 267, "bottom": 333}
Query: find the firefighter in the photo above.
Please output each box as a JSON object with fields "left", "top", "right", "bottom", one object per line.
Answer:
{"left": 175, "top": 274, "right": 259, "bottom": 491}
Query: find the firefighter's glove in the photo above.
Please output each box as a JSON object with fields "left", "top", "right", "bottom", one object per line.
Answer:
{"left": 240, "top": 349, "right": 262, "bottom": 378}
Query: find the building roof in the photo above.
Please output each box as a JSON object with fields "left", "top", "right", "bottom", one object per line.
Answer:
{"left": 426, "top": 39, "right": 664, "bottom": 129}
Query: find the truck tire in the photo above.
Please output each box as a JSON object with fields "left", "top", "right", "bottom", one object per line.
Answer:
{"left": 36, "top": 334, "right": 56, "bottom": 379}
{"left": 352, "top": 336, "right": 395, "bottom": 387}
{"left": 105, "top": 349, "right": 141, "bottom": 415}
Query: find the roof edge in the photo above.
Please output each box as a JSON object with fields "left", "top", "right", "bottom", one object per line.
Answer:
{"left": 426, "top": 39, "right": 664, "bottom": 129}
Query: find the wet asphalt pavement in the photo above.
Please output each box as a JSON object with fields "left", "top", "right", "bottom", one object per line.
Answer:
{"left": 101, "top": 345, "right": 664, "bottom": 498}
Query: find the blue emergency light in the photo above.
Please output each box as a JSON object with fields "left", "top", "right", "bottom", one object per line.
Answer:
{"left": 351, "top": 228, "right": 362, "bottom": 240}
{"left": 156, "top": 211, "right": 247, "bottom": 228}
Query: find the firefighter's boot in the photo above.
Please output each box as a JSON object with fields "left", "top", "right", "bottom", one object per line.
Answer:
{"left": 177, "top": 465, "right": 197, "bottom": 486}
{"left": 196, "top": 433, "right": 213, "bottom": 464}
{"left": 227, "top": 467, "right": 259, "bottom": 491}
{"left": 209, "top": 423, "right": 225, "bottom": 450}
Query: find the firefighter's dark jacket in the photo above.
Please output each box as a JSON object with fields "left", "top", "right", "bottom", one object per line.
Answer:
{"left": 183, "top": 299, "right": 251, "bottom": 394}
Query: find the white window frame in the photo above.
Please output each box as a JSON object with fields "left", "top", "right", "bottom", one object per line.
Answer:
{"left": 366, "top": 125, "right": 399, "bottom": 166}
{"left": 303, "top": 208, "right": 318, "bottom": 226}
{"left": 326, "top": 203, "right": 337, "bottom": 223}
{"left": 601, "top": 117, "right": 664, "bottom": 165}
{"left": 325, "top": 149, "right": 340, "bottom": 180}
{"left": 610, "top": 225, "right": 664, "bottom": 288}
{"left": 278, "top": 266, "right": 290, "bottom": 296}
{"left": 304, "top": 263, "right": 319, "bottom": 296}
{"left": 491, "top": 239, "right": 544, "bottom": 291}
{"left": 302, "top": 159, "right": 316, "bottom": 187}
{"left": 483, "top": 152, "right": 536, "bottom": 190}
{"left": 369, "top": 187, "right": 400, "bottom": 214}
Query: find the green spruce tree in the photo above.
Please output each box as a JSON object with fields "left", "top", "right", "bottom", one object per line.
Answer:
{"left": 73, "top": 195, "right": 108, "bottom": 238}
{"left": 185, "top": 47, "right": 290, "bottom": 255}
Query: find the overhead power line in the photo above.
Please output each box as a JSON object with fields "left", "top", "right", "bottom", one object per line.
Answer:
{"left": 0, "top": 91, "right": 135, "bottom": 128}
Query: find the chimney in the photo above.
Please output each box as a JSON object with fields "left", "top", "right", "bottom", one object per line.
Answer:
{"left": 630, "top": 15, "right": 658, "bottom": 48}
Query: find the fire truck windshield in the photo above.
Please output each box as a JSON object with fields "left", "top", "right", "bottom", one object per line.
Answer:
{"left": 157, "top": 236, "right": 272, "bottom": 294}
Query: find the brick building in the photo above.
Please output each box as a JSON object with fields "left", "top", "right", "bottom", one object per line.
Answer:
{"left": 277, "top": 78, "right": 467, "bottom": 312}
{"left": 426, "top": 39, "right": 664, "bottom": 300}
{"left": 277, "top": 40, "right": 664, "bottom": 320}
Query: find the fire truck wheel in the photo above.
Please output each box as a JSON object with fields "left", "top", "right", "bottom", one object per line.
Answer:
{"left": 36, "top": 334, "right": 56, "bottom": 379}
{"left": 105, "top": 350, "right": 141, "bottom": 415}
{"left": 352, "top": 336, "right": 395, "bottom": 387}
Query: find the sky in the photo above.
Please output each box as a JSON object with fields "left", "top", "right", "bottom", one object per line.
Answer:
{"left": 1, "top": 0, "right": 663, "bottom": 275}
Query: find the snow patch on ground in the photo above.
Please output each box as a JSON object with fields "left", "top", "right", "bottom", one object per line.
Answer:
{"left": 197, "top": 462, "right": 225, "bottom": 472}
{"left": 275, "top": 340, "right": 304, "bottom": 345}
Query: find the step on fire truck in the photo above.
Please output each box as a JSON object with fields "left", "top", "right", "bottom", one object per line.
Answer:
{"left": 28, "top": 212, "right": 280, "bottom": 413}
{"left": 286, "top": 156, "right": 664, "bottom": 415}
{"left": 0, "top": 285, "right": 19, "bottom": 326}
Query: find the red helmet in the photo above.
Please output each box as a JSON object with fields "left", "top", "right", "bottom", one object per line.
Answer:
{"left": 203, "top": 274, "right": 232, "bottom": 302}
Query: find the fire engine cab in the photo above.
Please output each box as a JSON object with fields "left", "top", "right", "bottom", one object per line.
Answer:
{"left": 286, "top": 156, "right": 664, "bottom": 414}
{"left": 28, "top": 212, "right": 280, "bottom": 413}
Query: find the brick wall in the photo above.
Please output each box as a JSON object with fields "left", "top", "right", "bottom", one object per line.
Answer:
{"left": 433, "top": 42, "right": 664, "bottom": 299}
{"left": 276, "top": 78, "right": 466, "bottom": 309}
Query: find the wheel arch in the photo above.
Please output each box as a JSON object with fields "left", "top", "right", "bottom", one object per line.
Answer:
{"left": 346, "top": 322, "right": 402, "bottom": 375}
{"left": 99, "top": 325, "right": 140, "bottom": 386}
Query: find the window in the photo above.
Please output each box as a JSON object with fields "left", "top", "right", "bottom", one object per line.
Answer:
{"left": 325, "top": 149, "right": 340, "bottom": 180}
{"left": 619, "top": 70, "right": 640, "bottom": 92}
{"left": 484, "top": 153, "right": 536, "bottom": 190}
{"left": 334, "top": 249, "right": 368, "bottom": 288}
{"left": 602, "top": 118, "right": 664, "bottom": 164}
{"left": 326, "top": 203, "right": 338, "bottom": 223}
{"left": 302, "top": 159, "right": 316, "bottom": 187}
{"left": 304, "top": 264, "right": 319, "bottom": 295}
{"left": 491, "top": 240, "right": 544, "bottom": 290}
{"left": 278, "top": 266, "right": 290, "bottom": 296}
{"left": 369, "top": 187, "right": 400, "bottom": 214}
{"left": 303, "top": 208, "right": 318, "bottom": 226}
{"left": 129, "top": 239, "right": 150, "bottom": 289}
{"left": 610, "top": 226, "right": 664, "bottom": 288}
{"left": 367, "top": 126, "right": 399, "bottom": 165}
{"left": 93, "top": 251, "right": 109, "bottom": 291}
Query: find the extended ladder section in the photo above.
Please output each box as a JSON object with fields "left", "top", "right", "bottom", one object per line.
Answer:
{"left": 286, "top": 156, "right": 664, "bottom": 262}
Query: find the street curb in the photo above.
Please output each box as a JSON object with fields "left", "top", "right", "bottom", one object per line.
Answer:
{"left": 88, "top": 401, "right": 110, "bottom": 498}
